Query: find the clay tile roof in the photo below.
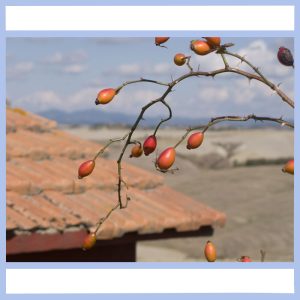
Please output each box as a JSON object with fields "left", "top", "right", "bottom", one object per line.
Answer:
{"left": 6, "top": 108, "right": 226, "bottom": 252}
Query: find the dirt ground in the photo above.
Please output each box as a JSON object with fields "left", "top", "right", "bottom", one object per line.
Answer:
{"left": 65, "top": 126, "right": 294, "bottom": 262}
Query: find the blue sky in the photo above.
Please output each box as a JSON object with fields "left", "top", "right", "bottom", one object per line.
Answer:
{"left": 6, "top": 37, "right": 294, "bottom": 120}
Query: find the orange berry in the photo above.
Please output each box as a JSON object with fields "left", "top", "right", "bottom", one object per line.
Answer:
{"left": 190, "top": 40, "right": 212, "bottom": 55}
{"left": 174, "top": 53, "right": 186, "bottom": 66}
{"left": 282, "top": 159, "right": 294, "bottom": 175}
{"left": 204, "top": 241, "right": 217, "bottom": 262}
{"left": 239, "top": 256, "right": 252, "bottom": 262}
{"left": 155, "top": 37, "right": 170, "bottom": 46}
{"left": 82, "top": 233, "right": 97, "bottom": 250}
{"left": 130, "top": 144, "right": 143, "bottom": 158}
{"left": 95, "top": 88, "right": 116, "bottom": 105}
{"left": 78, "top": 160, "right": 95, "bottom": 179}
{"left": 157, "top": 147, "right": 176, "bottom": 170}
{"left": 203, "top": 37, "right": 221, "bottom": 48}
{"left": 187, "top": 132, "right": 204, "bottom": 149}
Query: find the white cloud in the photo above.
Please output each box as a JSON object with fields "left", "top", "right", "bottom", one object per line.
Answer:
{"left": 7, "top": 62, "right": 34, "bottom": 79}
{"left": 43, "top": 52, "right": 63, "bottom": 64}
{"left": 151, "top": 63, "right": 172, "bottom": 75}
{"left": 197, "top": 86, "right": 229, "bottom": 103}
{"left": 117, "top": 64, "right": 141, "bottom": 76}
{"left": 14, "top": 90, "right": 62, "bottom": 112}
{"left": 106, "top": 62, "right": 172, "bottom": 77}
{"left": 43, "top": 50, "right": 87, "bottom": 65}
{"left": 62, "top": 64, "right": 86, "bottom": 74}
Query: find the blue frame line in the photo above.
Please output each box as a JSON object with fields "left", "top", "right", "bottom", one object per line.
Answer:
{"left": 1, "top": 0, "right": 298, "bottom": 299}
{"left": 0, "top": 0, "right": 6, "bottom": 298}
{"left": 4, "top": 262, "right": 295, "bottom": 269}
{"left": 4, "top": 31, "right": 295, "bottom": 37}
{"left": 3, "top": 0, "right": 298, "bottom": 6}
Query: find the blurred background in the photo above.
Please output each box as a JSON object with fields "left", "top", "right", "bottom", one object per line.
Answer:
{"left": 6, "top": 37, "right": 294, "bottom": 261}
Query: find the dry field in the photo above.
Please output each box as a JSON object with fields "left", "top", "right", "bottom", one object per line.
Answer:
{"left": 64, "top": 126, "right": 294, "bottom": 262}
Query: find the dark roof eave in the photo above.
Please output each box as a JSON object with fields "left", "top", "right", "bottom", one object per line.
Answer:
{"left": 6, "top": 226, "right": 215, "bottom": 256}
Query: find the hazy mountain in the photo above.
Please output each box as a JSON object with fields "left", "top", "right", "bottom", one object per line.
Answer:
{"left": 39, "top": 109, "right": 293, "bottom": 129}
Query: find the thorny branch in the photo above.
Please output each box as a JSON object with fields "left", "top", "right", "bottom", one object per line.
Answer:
{"left": 173, "top": 114, "right": 293, "bottom": 149}
{"left": 89, "top": 42, "right": 294, "bottom": 236}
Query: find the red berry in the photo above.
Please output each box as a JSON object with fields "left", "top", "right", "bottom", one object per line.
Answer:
{"left": 203, "top": 37, "right": 221, "bottom": 48}
{"left": 174, "top": 53, "right": 186, "bottom": 66}
{"left": 187, "top": 132, "right": 204, "bottom": 149}
{"left": 95, "top": 88, "right": 116, "bottom": 105}
{"left": 157, "top": 147, "right": 176, "bottom": 170}
{"left": 130, "top": 144, "right": 143, "bottom": 158}
{"left": 155, "top": 37, "right": 170, "bottom": 46}
{"left": 239, "top": 256, "right": 252, "bottom": 262}
{"left": 204, "top": 241, "right": 217, "bottom": 262}
{"left": 82, "top": 233, "right": 97, "bottom": 250}
{"left": 282, "top": 159, "right": 294, "bottom": 175}
{"left": 143, "top": 135, "right": 157, "bottom": 156}
{"left": 190, "top": 40, "right": 212, "bottom": 55}
{"left": 78, "top": 160, "right": 95, "bottom": 179}
{"left": 277, "top": 47, "right": 294, "bottom": 67}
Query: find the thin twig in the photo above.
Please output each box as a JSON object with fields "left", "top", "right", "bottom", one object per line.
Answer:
{"left": 93, "top": 133, "right": 129, "bottom": 161}
{"left": 94, "top": 194, "right": 131, "bottom": 235}
{"left": 153, "top": 100, "right": 173, "bottom": 135}
{"left": 115, "top": 78, "right": 170, "bottom": 94}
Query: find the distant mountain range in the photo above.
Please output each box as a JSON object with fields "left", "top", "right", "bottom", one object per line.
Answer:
{"left": 39, "top": 109, "right": 293, "bottom": 129}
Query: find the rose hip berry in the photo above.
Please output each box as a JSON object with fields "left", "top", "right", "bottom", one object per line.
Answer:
{"left": 238, "top": 256, "right": 252, "bottom": 262}
{"left": 155, "top": 37, "right": 170, "bottom": 46}
{"left": 203, "top": 37, "right": 221, "bottom": 48}
{"left": 82, "top": 232, "right": 97, "bottom": 250}
{"left": 282, "top": 159, "right": 294, "bottom": 175}
{"left": 143, "top": 135, "right": 157, "bottom": 156}
{"left": 95, "top": 88, "right": 116, "bottom": 105}
{"left": 277, "top": 47, "right": 294, "bottom": 67}
{"left": 78, "top": 160, "right": 95, "bottom": 179}
{"left": 157, "top": 147, "right": 176, "bottom": 170}
{"left": 204, "top": 240, "right": 217, "bottom": 262}
{"left": 187, "top": 132, "right": 204, "bottom": 149}
{"left": 174, "top": 53, "right": 186, "bottom": 66}
{"left": 190, "top": 40, "right": 212, "bottom": 55}
{"left": 130, "top": 144, "right": 143, "bottom": 158}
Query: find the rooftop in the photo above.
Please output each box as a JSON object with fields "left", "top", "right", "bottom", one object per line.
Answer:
{"left": 6, "top": 107, "right": 226, "bottom": 255}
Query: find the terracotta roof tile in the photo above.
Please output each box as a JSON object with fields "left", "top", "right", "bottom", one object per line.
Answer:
{"left": 7, "top": 187, "right": 226, "bottom": 239}
{"left": 7, "top": 129, "right": 100, "bottom": 160}
{"left": 6, "top": 108, "right": 226, "bottom": 247}
{"left": 7, "top": 157, "right": 164, "bottom": 195}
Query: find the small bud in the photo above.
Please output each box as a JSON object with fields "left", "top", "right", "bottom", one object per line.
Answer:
{"left": 78, "top": 160, "right": 95, "bottom": 179}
